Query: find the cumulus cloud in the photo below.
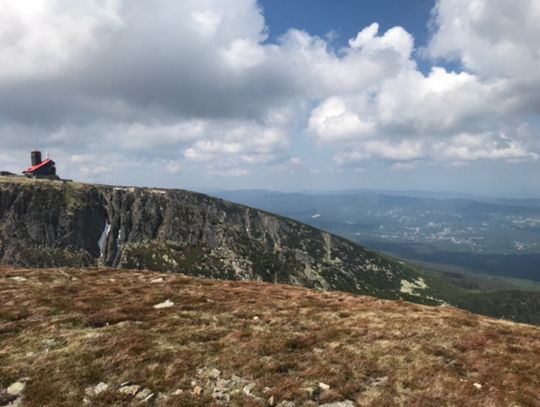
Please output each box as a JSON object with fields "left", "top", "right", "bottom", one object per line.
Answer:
{"left": 313, "top": 0, "right": 540, "bottom": 170}
{"left": 428, "top": 0, "right": 540, "bottom": 80}
{"left": 1, "top": 0, "right": 540, "bottom": 186}
{"left": 0, "top": 0, "right": 123, "bottom": 81}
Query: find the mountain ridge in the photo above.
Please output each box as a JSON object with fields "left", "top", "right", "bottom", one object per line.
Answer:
{"left": 2, "top": 176, "right": 540, "bottom": 325}
{"left": 0, "top": 177, "right": 431, "bottom": 303}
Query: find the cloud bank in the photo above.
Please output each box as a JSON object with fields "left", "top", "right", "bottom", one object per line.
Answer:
{"left": 1, "top": 0, "right": 539, "bottom": 188}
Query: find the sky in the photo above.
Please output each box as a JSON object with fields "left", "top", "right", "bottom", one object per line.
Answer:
{"left": 1, "top": 0, "right": 540, "bottom": 196}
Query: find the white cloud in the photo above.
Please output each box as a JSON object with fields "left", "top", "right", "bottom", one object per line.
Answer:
{"left": 221, "top": 38, "right": 266, "bottom": 70}
{"left": 434, "top": 133, "right": 537, "bottom": 162}
{"left": 428, "top": 0, "right": 540, "bottom": 80}
{"left": 349, "top": 23, "right": 414, "bottom": 64}
{"left": 1, "top": 0, "right": 540, "bottom": 188}
{"left": 308, "top": 97, "right": 374, "bottom": 141}
{"left": 0, "top": 0, "right": 123, "bottom": 81}
{"left": 183, "top": 121, "right": 288, "bottom": 166}
{"left": 334, "top": 140, "right": 425, "bottom": 165}
{"left": 191, "top": 10, "right": 223, "bottom": 37}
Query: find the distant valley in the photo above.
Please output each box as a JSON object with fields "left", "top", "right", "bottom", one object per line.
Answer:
{"left": 209, "top": 189, "right": 540, "bottom": 285}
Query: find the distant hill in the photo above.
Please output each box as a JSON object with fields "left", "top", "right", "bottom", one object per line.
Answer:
{"left": 1, "top": 267, "right": 539, "bottom": 406}
{"left": 210, "top": 189, "right": 540, "bottom": 277}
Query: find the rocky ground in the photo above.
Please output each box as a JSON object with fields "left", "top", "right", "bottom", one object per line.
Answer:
{"left": 0, "top": 267, "right": 539, "bottom": 406}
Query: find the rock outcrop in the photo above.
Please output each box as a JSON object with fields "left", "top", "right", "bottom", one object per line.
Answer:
{"left": 0, "top": 177, "right": 434, "bottom": 301}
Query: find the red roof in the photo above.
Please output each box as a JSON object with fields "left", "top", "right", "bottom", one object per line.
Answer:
{"left": 24, "top": 159, "right": 54, "bottom": 173}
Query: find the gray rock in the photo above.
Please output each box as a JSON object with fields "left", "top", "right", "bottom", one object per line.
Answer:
{"left": 4, "top": 397, "right": 23, "bottom": 407}
{"left": 119, "top": 384, "right": 140, "bottom": 396}
{"left": 8, "top": 276, "right": 27, "bottom": 283}
{"left": 94, "top": 382, "right": 109, "bottom": 395}
{"left": 0, "top": 177, "right": 421, "bottom": 303}
{"left": 276, "top": 402, "right": 296, "bottom": 407}
{"left": 136, "top": 388, "right": 154, "bottom": 401}
{"left": 7, "top": 382, "right": 25, "bottom": 396}
{"left": 319, "top": 401, "right": 355, "bottom": 407}
{"left": 153, "top": 299, "right": 174, "bottom": 309}
{"left": 243, "top": 382, "right": 256, "bottom": 395}
{"left": 318, "top": 382, "right": 330, "bottom": 391}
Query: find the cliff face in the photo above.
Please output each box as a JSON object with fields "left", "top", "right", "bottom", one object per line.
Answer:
{"left": 0, "top": 177, "right": 434, "bottom": 302}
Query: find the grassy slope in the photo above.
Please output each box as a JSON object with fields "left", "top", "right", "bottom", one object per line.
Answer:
{"left": 1, "top": 267, "right": 539, "bottom": 407}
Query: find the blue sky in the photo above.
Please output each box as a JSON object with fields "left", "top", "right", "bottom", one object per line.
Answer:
{"left": 260, "top": 0, "right": 442, "bottom": 77}
{"left": 260, "top": 0, "right": 433, "bottom": 47}
{"left": 1, "top": 0, "right": 540, "bottom": 196}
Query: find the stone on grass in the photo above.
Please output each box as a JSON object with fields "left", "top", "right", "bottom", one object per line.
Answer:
{"left": 319, "top": 401, "right": 355, "bottom": 407}
{"left": 7, "top": 382, "right": 26, "bottom": 396}
{"left": 8, "top": 277, "right": 27, "bottom": 283}
{"left": 318, "top": 382, "right": 330, "bottom": 391}
{"left": 243, "top": 383, "right": 255, "bottom": 395}
{"left": 94, "top": 382, "right": 109, "bottom": 395}
{"left": 136, "top": 388, "right": 155, "bottom": 402}
{"left": 119, "top": 384, "right": 141, "bottom": 396}
{"left": 153, "top": 299, "right": 174, "bottom": 309}
{"left": 276, "top": 402, "right": 295, "bottom": 407}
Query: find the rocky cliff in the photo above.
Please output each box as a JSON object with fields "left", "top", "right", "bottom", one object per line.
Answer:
{"left": 0, "top": 177, "right": 435, "bottom": 302}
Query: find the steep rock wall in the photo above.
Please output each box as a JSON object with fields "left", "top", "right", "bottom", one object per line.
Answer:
{"left": 0, "top": 178, "right": 431, "bottom": 301}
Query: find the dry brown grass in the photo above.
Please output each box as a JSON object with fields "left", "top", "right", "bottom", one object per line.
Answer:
{"left": 0, "top": 267, "right": 539, "bottom": 407}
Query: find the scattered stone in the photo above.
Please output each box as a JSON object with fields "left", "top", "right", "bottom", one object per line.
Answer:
{"left": 7, "top": 382, "right": 26, "bottom": 396}
{"left": 318, "top": 382, "right": 330, "bottom": 391}
{"left": 150, "top": 277, "right": 164, "bottom": 283}
{"left": 172, "top": 389, "right": 184, "bottom": 396}
{"left": 243, "top": 382, "right": 256, "bottom": 395}
{"left": 2, "top": 396, "right": 23, "bottom": 407}
{"left": 268, "top": 395, "right": 275, "bottom": 406}
{"left": 153, "top": 299, "right": 174, "bottom": 309}
{"left": 120, "top": 381, "right": 134, "bottom": 387}
{"left": 319, "top": 401, "right": 355, "bottom": 407}
{"left": 8, "top": 276, "right": 27, "bottom": 283}
{"left": 253, "top": 316, "right": 260, "bottom": 322}
{"left": 276, "top": 401, "right": 295, "bottom": 407}
{"left": 136, "top": 388, "right": 155, "bottom": 402}
{"left": 192, "top": 367, "right": 259, "bottom": 402}
{"left": 142, "top": 393, "right": 156, "bottom": 403}
{"left": 473, "top": 382, "right": 482, "bottom": 390}
{"left": 85, "top": 382, "right": 109, "bottom": 397}
{"left": 119, "top": 384, "right": 141, "bottom": 396}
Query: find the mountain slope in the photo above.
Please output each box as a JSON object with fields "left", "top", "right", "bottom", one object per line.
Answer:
{"left": 0, "top": 177, "right": 434, "bottom": 304}
{"left": 1, "top": 267, "right": 539, "bottom": 407}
